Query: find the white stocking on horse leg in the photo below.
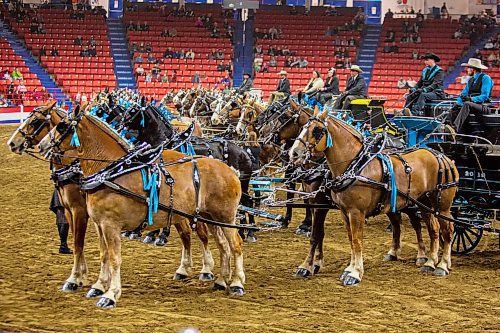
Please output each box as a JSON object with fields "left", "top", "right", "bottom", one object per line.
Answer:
{"left": 87, "top": 223, "right": 109, "bottom": 298}
{"left": 96, "top": 223, "right": 122, "bottom": 309}
{"left": 222, "top": 227, "right": 245, "bottom": 295}
{"left": 173, "top": 222, "right": 192, "bottom": 280}
{"left": 208, "top": 225, "right": 231, "bottom": 290}
{"left": 197, "top": 223, "right": 215, "bottom": 281}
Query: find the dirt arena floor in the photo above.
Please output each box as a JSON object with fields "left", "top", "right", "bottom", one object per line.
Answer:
{"left": 0, "top": 124, "right": 499, "bottom": 333}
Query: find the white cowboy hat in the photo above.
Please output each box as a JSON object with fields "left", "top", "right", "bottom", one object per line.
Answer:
{"left": 348, "top": 65, "right": 363, "bottom": 73}
{"left": 328, "top": 67, "right": 336, "bottom": 73}
{"left": 278, "top": 70, "right": 288, "bottom": 76}
{"left": 461, "top": 58, "right": 488, "bottom": 70}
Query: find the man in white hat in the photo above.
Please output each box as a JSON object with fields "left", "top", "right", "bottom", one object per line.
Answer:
{"left": 449, "top": 57, "right": 494, "bottom": 133}
{"left": 268, "top": 70, "right": 291, "bottom": 104}
{"left": 333, "top": 64, "right": 367, "bottom": 110}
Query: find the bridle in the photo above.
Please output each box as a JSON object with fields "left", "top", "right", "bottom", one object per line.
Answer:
{"left": 43, "top": 112, "right": 84, "bottom": 157}
{"left": 17, "top": 109, "right": 52, "bottom": 149}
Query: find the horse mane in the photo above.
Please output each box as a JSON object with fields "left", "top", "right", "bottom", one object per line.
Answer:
{"left": 327, "top": 112, "right": 364, "bottom": 143}
{"left": 86, "top": 112, "right": 135, "bottom": 151}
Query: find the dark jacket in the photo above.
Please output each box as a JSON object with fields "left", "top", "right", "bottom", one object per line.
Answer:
{"left": 238, "top": 78, "right": 253, "bottom": 93}
{"left": 276, "top": 78, "right": 291, "bottom": 95}
{"left": 415, "top": 65, "right": 444, "bottom": 94}
{"left": 324, "top": 76, "right": 340, "bottom": 94}
{"left": 345, "top": 75, "right": 367, "bottom": 97}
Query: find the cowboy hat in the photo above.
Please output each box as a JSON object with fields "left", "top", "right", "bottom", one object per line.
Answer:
{"left": 421, "top": 52, "right": 441, "bottom": 62}
{"left": 328, "top": 67, "right": 336, "bottom": 73}
{"left": 243, "top": 73, "right": 252, "bottom": 77}
{"left": 348, "top": 65, "right": 363, "bottom": 73}
{"left": 461, "top": 58, "right": 488, "bottom": 70}
{"left": 278, "top": 70, "right": 288, "bottom": 76}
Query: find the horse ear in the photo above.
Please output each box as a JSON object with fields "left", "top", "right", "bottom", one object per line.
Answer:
{"left": 319, "top": 109, "right": 328, "bottom": 121}
{"left": 73, "top": 105, "right": 82, "bottom": 118}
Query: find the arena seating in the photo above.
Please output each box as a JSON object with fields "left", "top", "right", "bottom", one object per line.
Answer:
{"left": 2, "top": 8, "right": 117, "bottom": 100}
{"left": 0, "top": 37, "right": 46, "bottom": 106}
{"left": 124, "top": 4, "right": 233, "bottom": 97}
{"left": 370, "top": 18, "right": 471, "bottom": 110}
{"left": 252, "top": 6, "right": 361, "bottom": 98}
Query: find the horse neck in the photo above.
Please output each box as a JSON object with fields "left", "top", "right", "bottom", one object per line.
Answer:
{"left": 50, "top": 109, "right": 78, "bottom": 169}
{"left": 324, "top": 118, "right": 364, "bottom": 178}
{"left": 78, "top": 117, "right": 128, "bottom": 176}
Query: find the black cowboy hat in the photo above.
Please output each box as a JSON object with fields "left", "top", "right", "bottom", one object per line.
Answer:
{"left": 243, "top": 73, "right": 252, "bottom": 77}
{"left": 421, "top": 52, "right": 440, "bottom": 62}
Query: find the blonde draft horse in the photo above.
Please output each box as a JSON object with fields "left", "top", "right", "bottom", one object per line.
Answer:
{"left": 38, "top": 108, "right": 245, "bottom": 308}
{"left": 235, "top": 97, "right": 267, "bottom": 137}
{"left": 7, "top": 103, "right": 216, "bottom": 299}
{"left": 210, "top": 95, "right": 247, "bottom": 125}
{"left": 289, "top": 108, "right": 458, "bottom": 286}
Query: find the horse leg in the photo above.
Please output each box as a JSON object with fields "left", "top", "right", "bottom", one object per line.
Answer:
{"left": 240, "top": 182, "right": 257, "bottom": 243}
{"left": 95, "top": 222, "right": 122, "bottom": 309}
{"left": 221, "top": 225, "right": 245, "bottom": 296}
{"left": 143, "top": 229, "right": 160, "bottom": 245}
{"left": 312, "top": 208, "right": 329, "bottom": 274}
{"left": 407, "top": 210, "right": 427, "bottom": 266}
{"left": 339, "top": 209, "right": 355, "bottom": 282}
{"left": 295, "top": 204, "right": 313, "bottom": 236}
{"left": 384, "top": 212, "right": 402, "bottom": 261}
{"left": 196, "top": 222, "right": 215, "bottom": 282}
{"left": 207, "top": 225, "right": 231, "bottom": 291}
{"left": 86, "top": 222, "right": 109, "bottom": 298}
{"left": 434, "top": 210, "right": 454, "bottom": 277}
{"left": 154, "top": 228, "right": 170, "bottom": 246}
{"left": 421, "top": 211, "right": 440, "bottom": 273}
{"left": 173, "top": 220, "right": 193, "bottom": 281}
{"left": 62, "top": 207, "right": 89, "bottom": 292}
{"left": 343, "top": 210, "right": 365, "bottom": 286}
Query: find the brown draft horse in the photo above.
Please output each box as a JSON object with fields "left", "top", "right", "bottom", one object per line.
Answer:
{"left": 38, "top": 108, "right": 245, "bottom": 308}
{"left": 236, "top": 100, "right": 428, "bottom": 276}
{"left": 7, "top": 103, "right": 218, "bottom": 301}
{"left": 289, "top": 108, "right": 458, "bottom": 286}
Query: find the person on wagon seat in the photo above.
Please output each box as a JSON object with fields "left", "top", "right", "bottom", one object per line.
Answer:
{"left": 297, "top": 70, "right": 324, "bottom": 103}
{"left": 449, "top": 58, "right": 494, "bottom": 133}
{"left": 333, "top": 65, "right": 367, "bottom": 110}
{"left": 268, "top": 70, "right": 291, "bottom": 105}
{"left": 403, "top": 52, "right": 445, "bottom": 116}
{"left": 317, "top": 67, "right": 340, "bottom": 105}
{"left": 237, "top": 73, "right": 253, "bottom": 95}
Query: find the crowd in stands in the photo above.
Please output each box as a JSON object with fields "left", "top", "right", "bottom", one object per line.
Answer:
{"left": 453, "top": 12, "right": 496, "bottom": 43}
{"left": 1, "top": 66, "right": 52, "bottom": 106}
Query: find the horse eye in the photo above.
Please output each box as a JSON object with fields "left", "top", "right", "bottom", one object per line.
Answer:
{"left": 55, "top": 122, "right": 68, "bottom": 133}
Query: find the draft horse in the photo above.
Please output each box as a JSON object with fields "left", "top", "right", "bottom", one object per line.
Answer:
{"left": 290, "top": 108, "right": 458, "bottom": 286}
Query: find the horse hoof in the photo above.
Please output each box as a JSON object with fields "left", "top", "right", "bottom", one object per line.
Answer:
{"left": 313, "top": 265, "right": 321, "bottom": 274}
{"left": 339, "top": 271, "right": 350, "bottom": 281}
{"left": 383, "top": 254, "right": 398, "bottom": 262}
{"left": 154, "top": 238, "right": 167, "bottom": 247}
{"left": 212, "top": 283, "right": 226, "bottom": 291}
{"left": 280, "top": 218, "right": 290, "bottom": 229}
{"left": 294, "top": 268, "right": 311, "bottom": 278}
{"left": 143, "top": 235, "right": 155, "bottom": 244}
{"left": 420, "top": 265, "right": 435, "bottom": 274}
{"left": 199, "top": 273, "right": 215, "bottom": 282}
{"left": 96, "top": 297, "right": 116, "bottom": 309}
{"left": 173, "top": 273, "right": 188, "bottom": 281}
{"left": 61, "top": 281, "right": 81, "bottom": 292}
{"left": 245, "top": 234, "right": 257, "bottom": 243}
{"left": 128, "top": 233, "right": 141, "bottom": 241}
{"left": 433, "top": 268, "right": 449, "bottom": 277}
{"left": 229, "top": 286, "right": 245, "bottom": 296}
{"left": 342, "top": 276, "right": 361, "bottom": 287}
{"left": 121, "top": 231, "right": 131, "bottom": 238}
{"left": 86, "top": 288, "right": 104, "bottom": 298}
{"left": 415, "top": 258, "right": 427, "bottom": 267}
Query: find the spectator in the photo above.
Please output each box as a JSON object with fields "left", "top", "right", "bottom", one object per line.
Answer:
{"left": 334, "top": 37, "right": 341, "bottom": 46}
{"left": 192, "top": 71, "right": 201, "bottom": 83}
{"left": 281, "top": 45, "right": 291, "bottom": 56}
{"left": 3, "top": 70, "right": 12, "bottom": 80}
{"left": 145, "top": 71, "right": 152, "bottom": 83}
{"left": 50, "top": 46, "right": 59, "bottom": 56}
{"left": 291, "top": 57, "right": 308, "bottom": 68}
{"left": 163, "top": 47, "right": 174, "bottom": 59}
{"left": 134, "top": 54, "right": 143, "bottom": 63}
{"left": 385, "top": 9, "right": 393, "bottom": 19}
{"left": 474, "top": 49, "right": 483, "bottom": 61}
{"left": 147, "top": 53, "right": 157, "bottom": 64}
{"left": 75, "top": 91, "right": 81, "bottom": 104}
{"left": 178, "top": 49, "right": 186, "bottom": 59}
{"left": 407, "top": 77, "right": 417, "bottom": 88}
{"left": 185, "top": 49, "right": 195, "bottom": 60}
{"left": 127, "top": 21, "right": 137, "bottom": 31}
{"left": 130, "top": 42, "right": 138, "bottom": 52}
{"left": 135, "top": 64, "right": 145, "bottom": 77}
{"left": 39, "top": 45, "right": 47, "bottom": 57}
{"left": 217, "top": 61, "right": 227, "bottom": 72}
{"left": 80, "top": 46, "right": 90, "bottom": 57}
{"left": 11, "top": 67, "right": 23, "bottom": 80}
{"left": 400, "top": 34, "right": 409, "bottom": 43}
{"left": 453, "top": 30, "right": 463, "bottom": 39}
{"left": 268, "top": 45, "right": 277, "bottom": 56}
{"left": 81, "top": 94, "right": 88, "bottom": 104}
{"left": 140, "top": 22, "right": 150, "bottom": 31}
{"left": 195, "top": 17, "right": 203, "bottom": 28}
{"left": 402, "top": 20, "right": 411, "bottom": 33}
{"left": 441, "top": 2, "right": 449, "bottom": 19}
{"left": 297, "top": 70, "right": 324, "bottom": 103}
{"left": 74, "top": 35, "right": 83, "bottom": 45}
{"left": 145, "top": 43, "right": 153, "bottom": 53}
{"left": 385, "top": 30, "right": 395, "bottom": 42}
{"left": 171, "top": 69, "right": 177, "bottom": 82}
{"left": 211, "top": 27, "right": 220, "bottom": 38}
{"left": 389, "top": 42, "right": 399, "bottom": 53}
{"left": 397, "top": 77, "right": 408, "bottom": 89}
{"left": 348, "top": 38, "right": 357, "bottom": 47}
{"left": 16, "top": 80, "right": 27, "bottom": 95}
{"left": 458, "top": 72, "right": 471, "bottom": 84}
{"left": 89, "top": 36, "right": 96, "bottom": 47}
{"left": 269, "top": 56, "right": 278, "bottom": 67}
{"left": 412, "top": 33, "right": 422, "bottom": 43}
{"left": 88, "top": 45, "right": 97, "bottom": 57}
{"left": 383, "top": 43, "right": 391, "bottom": 53}
{"left": 484, "top": 38, "right": 495, "bottom": 50}
{"left": 269, "top": 26, "right": 279, "bottom": 40}
{"left": 161, "top": 73, "right": 169, "bottom": 83}
{"left": 290, "top": 6, "right": 298, "bottom": 15}
{"left": 215, "top": 49, "right": 224, "bottom": 60}
{"left": 411, "top": 50, "right": 419, "bottom": 60}
{"left": 486, "top": 52, "right": 498, "bottom": 67}
{"left": 254, "top": 45, "right": 263, "bottom": 56}
{"left": 169, "top": 28, "right": 177, "bottom": 37}
{"left": 208, "top": 48, "right": 217, "bottom": 60}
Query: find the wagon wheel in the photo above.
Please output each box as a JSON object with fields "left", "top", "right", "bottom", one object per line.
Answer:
{"left": 450, "top": 224, "right": 483, "bottom": 254}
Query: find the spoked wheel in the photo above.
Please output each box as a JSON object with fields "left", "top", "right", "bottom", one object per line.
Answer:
{"left": 450, "top": 225, "right": 483, "bottom": 254}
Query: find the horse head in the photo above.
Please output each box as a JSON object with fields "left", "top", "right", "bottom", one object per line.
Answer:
{"left": 7, "top": 101, "right": 58, "bottom": 154}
